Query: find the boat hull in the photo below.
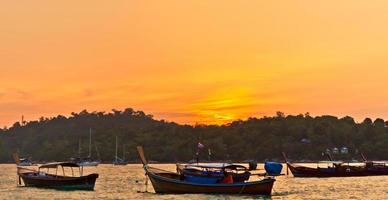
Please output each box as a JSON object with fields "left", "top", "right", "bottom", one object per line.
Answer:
{"left": 20, "top": 173, "right": 98, "bottom": 190}
{"left": 287, "top": 163, "right": 388, "bottom": 177}
{"left": 179, "top": 170, "right": 250, "bottom": 183}
{"left": 147, "top": 172, "right": 274, "bottom": 195}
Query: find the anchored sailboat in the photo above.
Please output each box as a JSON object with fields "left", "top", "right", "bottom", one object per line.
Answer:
{"left": 113, "top": 136, "right": 127, "bottom": 165}
{"left": 71, "top": 128, "right": 100, "bottom": 167}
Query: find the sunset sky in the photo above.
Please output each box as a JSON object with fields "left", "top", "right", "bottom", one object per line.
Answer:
{"left": 1, "top": 1, "right": 388, "bottom": 126}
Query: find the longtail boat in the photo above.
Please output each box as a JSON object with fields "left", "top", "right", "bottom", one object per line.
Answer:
{"left": 282, "top": 152, "right": 388, "bottom": 177}
{"left": 16, "top": 161, "right": 99, "bottom": 190}
{"left": 137, "top": 146, "right": 275, "bottom": 195}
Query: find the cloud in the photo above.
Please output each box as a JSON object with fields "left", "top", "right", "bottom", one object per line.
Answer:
{"left": 16, "top": 89, "right": 32, "bottom": 100}
{"left": 153, "top": 111, "right": 198, "bottom": 118}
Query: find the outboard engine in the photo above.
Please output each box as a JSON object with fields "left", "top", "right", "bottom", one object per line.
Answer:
{"left": 264, "top": 162, "right": 283, "bottom": 175}
{"left": 248, "top": 161, "right": 257, "bottom": 170}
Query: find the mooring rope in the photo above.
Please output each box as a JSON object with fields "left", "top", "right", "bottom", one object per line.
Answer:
{"left": 144, "top": 172, "right": 148, "bottom": 192}
{"left": 238, "top": 184, "right": 246, "bottom": 194}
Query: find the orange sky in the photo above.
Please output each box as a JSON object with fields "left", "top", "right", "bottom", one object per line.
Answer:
{"left": 1, "top": 1, "right": 388, "bottom": 126}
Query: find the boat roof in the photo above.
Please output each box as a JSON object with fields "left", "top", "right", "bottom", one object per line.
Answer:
{"left": 39, "top": 162, "right": 80, "bottom": 168}
{"left": 180, "top": 163, "right": 247, "bottom": 169}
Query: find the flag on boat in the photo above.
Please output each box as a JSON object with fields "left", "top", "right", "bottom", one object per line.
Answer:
{"left": 197, "top": 142, "right": 205, "bottom": 149}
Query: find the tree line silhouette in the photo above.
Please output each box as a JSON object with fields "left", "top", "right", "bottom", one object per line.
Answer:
{"left": 0, "top": 108, "right": 387, "bottom": 163}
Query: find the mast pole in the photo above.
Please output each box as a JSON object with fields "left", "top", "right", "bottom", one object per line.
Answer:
{"left": 95, "top": 143, "right": 101, "bottom": 161}
{"left": 115, "top": 136, "right": 118, "bottom": 163}
{"left": 123, "top": 144, "right": 125, "bottom": 161}
{"left": 89, "top": 128, "right": 92, "bottom": 158}
{"left": 78, "top": 139, "right": 81, "bottom": 158}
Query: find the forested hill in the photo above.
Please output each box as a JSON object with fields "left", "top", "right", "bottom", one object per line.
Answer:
{"left": 0, "top": 108, "right": 387, "bottom": 163}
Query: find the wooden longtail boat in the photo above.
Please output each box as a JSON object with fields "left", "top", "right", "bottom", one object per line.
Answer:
{"left": 17, "top": 162, "right": 99, "bottom": 190}
{"left": 137, "top": 146, "right": 275, "bottom": 195}
{"left": 282, "top": 152, "right": 388, "bottom": 177}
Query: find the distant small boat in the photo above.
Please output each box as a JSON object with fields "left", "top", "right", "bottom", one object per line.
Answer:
{"left": 283, "top": 152, "right": 388, "bottom": 177}
{"left": 137, "top": 146, "right": 275, "bottom": 195}
{"left": 70, "top": 156, "right": 100, "bottom": 167}
{"left": 16, "top": 162, "right": 98, "bottom": 190}
{"left": 76, "top": 159, "right": 100, "bottom": 167}
{"left": 19, "top": 158, "right": 35, "bottom": 166}
{"left": 13, "top": 154, "right": 36, "bottom": 166}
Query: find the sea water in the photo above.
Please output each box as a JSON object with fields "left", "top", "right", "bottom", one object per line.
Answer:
{"left": 0, "top": 164, "right": 387, "bottom": 200}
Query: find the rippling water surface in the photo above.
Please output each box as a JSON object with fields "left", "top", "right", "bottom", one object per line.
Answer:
{"left": 1, "top": 163, "right": 387, "bottom": 199}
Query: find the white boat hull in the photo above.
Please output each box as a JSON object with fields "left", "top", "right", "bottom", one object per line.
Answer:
{"left": 78, "top": 161, "right": 100, "bottom": 167}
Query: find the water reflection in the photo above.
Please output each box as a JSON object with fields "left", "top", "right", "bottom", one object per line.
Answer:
{"left": 0, "top": 164, "right": 386, "bottom": 199}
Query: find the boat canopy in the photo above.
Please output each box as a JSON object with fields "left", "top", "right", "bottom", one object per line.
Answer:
{"left": 181, "top": 163, "right": 247, "bottom": 170}
{"left": 39, "top": 162, "right": 80, "bottom": 168}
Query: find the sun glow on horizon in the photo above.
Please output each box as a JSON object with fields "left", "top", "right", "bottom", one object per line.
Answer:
{"left": 187, "top": 87, "right": 255, "bottom": 125}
